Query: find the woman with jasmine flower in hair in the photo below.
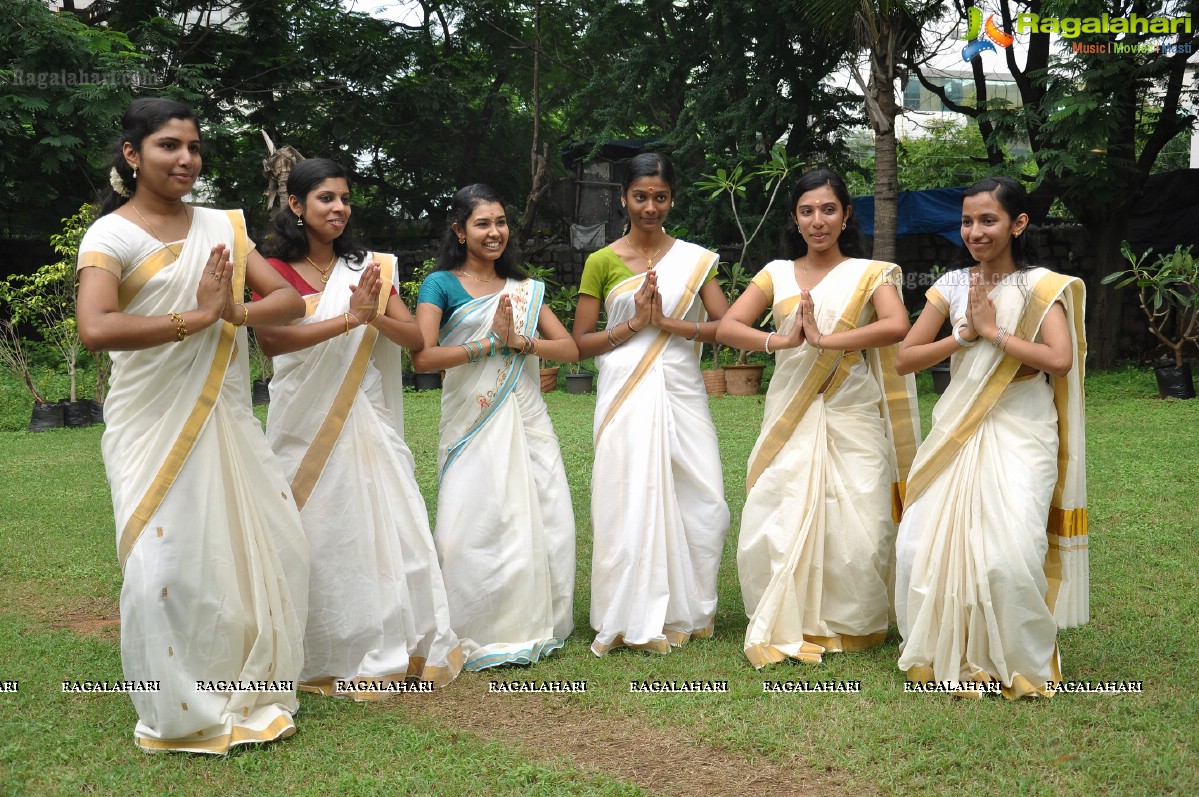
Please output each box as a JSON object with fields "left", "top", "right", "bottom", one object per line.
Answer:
{"left": 717, "top": 168, "right": 919, "bottom": 669}
{"left": 75, "top": 98, "right": 309, "bottom": 752}
{"left": 895, "top": 176, "right": 1087, "bottom": 698}
{"left": 256, "top": 157, "right": 463, "bottom": 698}
{"left": 414, "top": 183, "right": 578, "bottom": 671}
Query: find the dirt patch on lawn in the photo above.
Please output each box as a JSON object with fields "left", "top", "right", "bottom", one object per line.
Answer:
{"left": 4, "top": 579, "right": 869, "bottom": 796}
{"left": 2, "top": 581, "right": 120, "bottom": 640}
{"left": 388, "top": 677, "right": 873, "bottom": 797}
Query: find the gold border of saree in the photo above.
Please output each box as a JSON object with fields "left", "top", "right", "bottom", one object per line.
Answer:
{"left": 289, "top": 253, "right": 395, "bottom": 511}
{"left": 595, "top": 251, "right": 718, "bottom": 443}
{"left": 117, "top": 211, "right": 250, "bottom": 569}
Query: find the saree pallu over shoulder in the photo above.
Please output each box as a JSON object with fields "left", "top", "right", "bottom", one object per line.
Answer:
{"left": 904, "top": 268, "right": 1088, "bottom": 627}
{"left": 85, "top": 207, "right": 310, "bottom": 752}
{"left": 273, "top": 253, "right": 395, "bottom": 511}
{"left": 432, "top": 278, "right": 575, "bottom": 671}
{"left": 589, "top": 240, "right": 729, "bottom": 656}
{"left": 103, "top": 208, "right": 251, "bottom": 568}
{"left": 438, "top": 278, "right": 545, "bottom": 480}
{"left": 739, "top": 259, "right": 918, "bottom": 668}
{"left": 895, "top": 268, "right": 1086, "bottom": 699}
{"left": 745, "top": 260, "right": 919, "bottom": 511}
{"left": 594, "top": 243, "right": 717, "bottom": 443}
{"left": 267, "top": 253, "right": 463, "bottom": 694}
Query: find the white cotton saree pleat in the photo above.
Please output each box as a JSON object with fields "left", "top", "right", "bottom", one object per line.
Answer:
{"left": 589, "top": 241, "right": 730, "bottom": 656}
{"left": 82, "top": 208, "right": 309, "bottom": 753}
{"left": 433, "top": 279, "right": 575, "bottom": 670}
{"left": 267, "top": 253, "right": 462, "bottom": 697}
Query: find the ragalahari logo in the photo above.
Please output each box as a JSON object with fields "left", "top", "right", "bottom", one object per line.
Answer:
{"left": 961, "top": 6, "right": 1015, "bottom": 61}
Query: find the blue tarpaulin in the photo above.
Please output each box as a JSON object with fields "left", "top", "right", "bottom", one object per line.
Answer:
{"left": 853, "top": 187, "right": 966, "bottom": 246}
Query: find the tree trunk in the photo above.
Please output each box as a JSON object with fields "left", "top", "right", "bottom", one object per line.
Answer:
{"left": 517, "top": 0, "right": 548, "bottom": 250}
{"left": 1086, "top": 222, "right": 1127, "bottom": 369}
{"left": 872, "top": 126, "right": 898, "bottom": 263}
{"left": 865, "top": 28, "right": 901, "bottom": 264}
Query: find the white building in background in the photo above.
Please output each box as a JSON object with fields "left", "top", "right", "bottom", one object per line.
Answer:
{"left": 45, "top": 0, "right": 239, "bottom": 27}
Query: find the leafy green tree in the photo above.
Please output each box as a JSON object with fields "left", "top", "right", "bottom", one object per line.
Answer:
{"left": 569, "top": 0, "right": 860, "bottom": 255}
{"left": 911, "top": 0, "right": 1199, "bottom": 365}
{"left": 0, "top": 0, "right": 142, "bottom": 239}
{"left": 846, "top": 117, "right": 1011, "bottom": 195}
{"left": 3, "top": 204, "right": 96, "bottom": 402}
{"left": 803, "top": 0, "right": 947, "bottom": 263}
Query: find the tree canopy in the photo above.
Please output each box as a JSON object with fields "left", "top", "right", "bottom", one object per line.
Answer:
{"left": 3, "top": 0, "right": 1195, "bottom": 367}
{"left": 910, "top": 0, "right": 1199, "bottom": 365}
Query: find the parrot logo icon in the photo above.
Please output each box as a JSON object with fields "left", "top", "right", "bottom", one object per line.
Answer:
{"left": 961, "top": 6, "right": 1015, "bottom": 61}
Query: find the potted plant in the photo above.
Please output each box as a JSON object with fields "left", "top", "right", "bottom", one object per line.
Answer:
{"left": 715, "top": 260, "right": 764, "bottom": 395}
{"left": 696, "top": 145, "right": 797, "bottom": 396}
{"left": 3, "top": 204, "right": 95, "bottom": 429}
{"left": 548, "top": 282, "right": 594, "bottom": 393}
{"left": 1103, "top": 242, "right": 1198, "bottom": 399}
{"left": 523, "top": 263, "right": 564, "bottom": 391}
{"left": 249, "top": 330, "right": 273, "bottom": 405}
{"left": 0, "top": 309, "right": 58, "bottom": 430}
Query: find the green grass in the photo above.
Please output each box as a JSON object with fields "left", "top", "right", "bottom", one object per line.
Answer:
{"left": 1, "top": 365, "right": 1197, "bottom": 795}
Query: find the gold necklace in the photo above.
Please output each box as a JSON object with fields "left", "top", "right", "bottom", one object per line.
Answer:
{"left": 624, "top": 235, "right": 664, "bottom": 269}
{"left": 129, "top": 203, "right": 191, "bottom": 257}
{"left": 304, "top": 254, "right": 337, "bottom": 284}
{"left": 456, "top": 268, "right": 498, "bottom": 283}
{"left": 798, "top": 255, "right": 848, "bottom": 289}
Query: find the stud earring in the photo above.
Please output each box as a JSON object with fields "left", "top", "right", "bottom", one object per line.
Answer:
{"left": 458, "top": 237, "right": 466, "bottom": 244}
{"left": 841, "top": 222, "right": 847, "bottom": 230}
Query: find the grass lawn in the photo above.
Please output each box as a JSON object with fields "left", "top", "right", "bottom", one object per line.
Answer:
{"left": 1, "top": 364, "right": 1196, "bottom": 796}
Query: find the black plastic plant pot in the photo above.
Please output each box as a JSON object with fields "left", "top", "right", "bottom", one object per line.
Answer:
{"left": 61, "top": 399, "right": 93, "bottom": 427}
{"left": 930, "top": 361, "right": 952, "bottom": 395}
{"left": 28, "top": 402, "right": 65, "bottom": 432}
{"left": 413, "top": 372, "right": 443, "bottom": 391}
{"left": 565, "top": 372, "right": 594, "bottom": 394}
{"left": 252, "top": 379, "right": 272, "bottom": 406}
{"left": 1154, "top": 364, "right": 1195, "bottom": 400}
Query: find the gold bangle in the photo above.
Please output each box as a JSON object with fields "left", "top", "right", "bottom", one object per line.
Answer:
{"left": 169, "top": 311, "right": 187, "bottom": 341}
{"left": 627, "top": 319, "right": 641, "bottom": 333}
{"left": 344, "top": 312, "right": 352, "bottom": 336}
{"left": 233, "top": 303, "right": 249, "bottom": 327}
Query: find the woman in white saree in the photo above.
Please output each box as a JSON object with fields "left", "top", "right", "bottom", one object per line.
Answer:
{"left": 573, "top": 154, "right": 731, "bottom": 656}
{"left": 414, "top": 184, "right": 578, "bottom": 671}
{"left": 718, "top": 170, "right": 919, "bottom": 669}
{"left": 256, "top": 158, "right": 462, "bottom": 696}
{"left": 895, "top": 176, "right": 1087, "bottom": 699}
{"left": 75, "top": 99, "right": 310, "bottom": 752}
